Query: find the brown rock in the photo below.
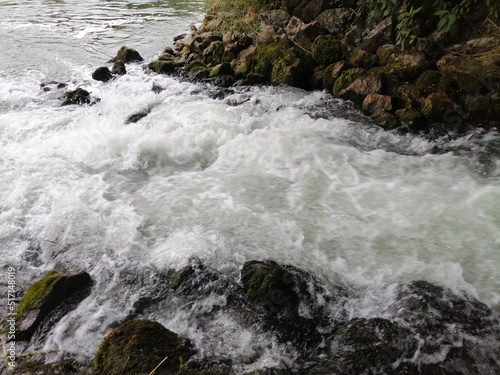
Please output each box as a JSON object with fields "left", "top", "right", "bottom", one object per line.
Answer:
{"left": 260, "top": 9, "right": 290, "bottom": 29}
{"left": 376, "top": 44, "right": 399, "bottom": 66}
{"left": 339, "top": 75, "right": 383, "bottom": 102}
{"left": 422, "top": 92, "right": 461, "bottom": 122}
{"left": 386, "top": 53, "right": 430, "bottom": 79}
{"left": 395, "top": 85, "right": 423, "bottom": 109}
{"left": 349, "top": 47, "right": 378, "bottom": 69}
{"left": 359, "top": 18, "right": 394, "bottom": 54}
{"left": 362, "top": 94, "right": 393, "bottom": 115}
{"left": 314, "top": 8, "right": 352, "bottom": 37}
{"left": 293, "top": 0, "right": 332, "bottom": 23}
{"left": 256, "top": 26, "right": 276, "bottom": 45}
{"left": 395, "top": 109, "right": 426, "bottom": 132}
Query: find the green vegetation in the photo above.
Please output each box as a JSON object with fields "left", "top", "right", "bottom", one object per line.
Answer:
{"left": 16, "top": 271, "right": 61, "bottom": 319}
{"left": 358, "top": 0, "right": 500, "bottom": 49}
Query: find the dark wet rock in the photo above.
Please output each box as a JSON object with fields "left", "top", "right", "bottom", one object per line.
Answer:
{"left": 92, "top": 66, "right": 113, "bottom": 82}
{"left": 152, "top": 82, "right": 165, "bottom": 94}
{"left": 416, "top": 69, "right": 443, "bottom": 95}
{"left": 17, "top": 271, "right": 93, "bottom": 341}
{"left": 109, "top": 46, "right": 143, "bottom": 63}
{"left": 437, "top": 49, "right": 500, "bottom": 94}
{"left": 376, "top": 44, "right": 400, "bottom": 66}
{"left": 311, "top": 35, "right": 343, "bottom": 65}
{"left": 293, "top": 0, "right": 333, "bottom": 23}
{"left": 148, "top": 60, "right": 181, "bottom": 74}
{"left": 285, "top": 17, "right": 325, "bottom": 51}
{"left": 395, "top": 108, "right": 426, "bottom": 132}
{"left": 395, "top": 84, "right": 423, "bottom": 109}
{"left": 329, "top": 318, "right": 418, "bottom": 374}
{"left": 422, "top": 91, "right": 461, "bottom": 122}
{"left": 125, "top": 109, "right": 150, "bottom": 124}
{"left": 349, "top": 47, "right": 378, "bottom": 69}
{"left": 94, "top": 319, "right": 195, "bottom": 375}
{"left": 240, "top": 260, "right": 346, "bottom": 349}
{"left": 40, "top": 81, "right": 67, "bottom": 91}
{"left": 7, "top": 358, "right": 87, "bottom": 375}
{"left": 373, "top": 111, "right": 400, "bottom": 130}
{"left": 111, "top": 60, "right": 126, "bottom": 75}
{"left": 314, "top": 8, "right": 352, "bottom": 37}
{"left": 61, "top": 88, "right": 98, "bottom": 106}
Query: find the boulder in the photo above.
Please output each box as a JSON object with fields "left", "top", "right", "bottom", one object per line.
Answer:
{"left": 148, "top": 60, "right": 180, "bottom": 74}
{"left": 256, "top": 26, "right": 277, "bottom": 46}
{"left": 311, "top": 35, "right": 343, "bottom": 65}
{"left": 437, "top": 48, "right": 500, "bottom": 94}
{"left": 395, "top": 109, "right": 426, "bottom": 132}
{"left": 362, "top": 94, "right": 393, "bottom": 115}
{"left": 415, "top": 70, "right": 442, "bottom": 95}
{"left": 358, "top": 18, "right": 394, "bottom": 54}
{"left": 329, "top": 318, "right": 418, "bottom": 374}
{"left": 94, "top": 319, "right": 195, "bottom": 375}
{"left": 286, "top": 17, "right": 325, "bottom": 51}
{"left": 385, "top": 52, "right": 430, "bottom": 80}
{"left": 17, "top": 271, "right": 93, "bottom": 341}
{"left": 376, "top": 44, "right": 400, "bottom": 66}
{"left": 260, "top": 9, "right": 290, "bottom": 29}
{"left": 338, "top": 75, "right": 384, "bottom": 102}
{"left": 111, "top": 60, "right": 126, "bottom": 75}
{"left": 422, "top": 91, "right": 461, "bottom": 122}
{"left": 241, "top": 260, "right": 345, "bottom": 348}
{"left": 109, "top": 46, "right": 143, "bottom": 63}
{"left": 61, "top": 88, "right": 97, "bottom": 106}
{"left": 321, "top": 60, "right": 354, "bottom": 91}
{"left": 314, "top": 8, "right": 352, "bottom": 37}
{"left": 293, "top": 0, "right": 333, "bottom": 23}
{"left": 209, "top": 62, "right": 233, "bottom": 78}
{"left": 395, "top": 84, "right": 423, "bottom": 109}
{"left": 332, "top": 67, "right": 366, "bottom": 96}
{"left": 92, "top": 66, "right": 113, "bottom": 82}
{"left": 349, "top": 47, "right": 378, "bottom": 69}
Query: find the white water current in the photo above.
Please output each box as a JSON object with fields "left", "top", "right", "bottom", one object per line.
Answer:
{"left": 1, "top": 0, "right": 499, "bottom": 371}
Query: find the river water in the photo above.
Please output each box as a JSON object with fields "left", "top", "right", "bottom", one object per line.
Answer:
{"left": 1, "top": 0, "right": 499, "bottom": 372}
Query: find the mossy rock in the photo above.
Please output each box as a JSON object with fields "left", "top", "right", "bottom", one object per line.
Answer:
{"left": 109, "top": 46, "right": 144, "bottom": 63}
{"left": 148, "top": 60, "right": 179, "bottom": 74}
{"left": 17, "top": 272, "right": 61, "bottom": 320}
{"left": 61, "top": 88, "right": 96, "bottom": 106}
{"left": 250, "top": 40, "right": 292, "bottom": 80}
{"left": 463, "top": 95, "right": 500, "bottom": 121}
{"left": 94, "top": 319, "right": 195, "bottom": 375}
{"left": 349, "top": 47, "right": 378, "bottom": 69}
{"left": 439, "top": 75, "right": 464, "bottom": 102}
{"left": 332, "top": 68, "right": 366, "bottom": 96}
{"left": 415, "top": 70, "right": 442, "bottom": 95}
{"left": 395, "top": 109, "right": 426, "bottom": 133}
{"left": 311, "top": 35, "right": 344, "bottom": 66}
{"left": 209, "top": 62, "right": 233, "bottom": 78}
{"left": 111, "top": 60, "right": 126, "bottom": 76}
{"left": 17, "top": 271, "right": 93, "bottom": 341}
{"left": 271, "top": 48, "right": 312, "bottom": 88}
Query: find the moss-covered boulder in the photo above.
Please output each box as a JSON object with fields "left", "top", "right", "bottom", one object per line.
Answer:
{"left": 111, "top": 60, "right": 126, "bottom": 75}
{"left": 314, "top": 8, "right": 352, "bottom": 37}
{"left": 109, "top": 46, "right": 144, "bottom": 63}
{"left": 358, "top": 17, "right": 394, "bottom": 53}
{"left": 17, "top": 271, "right": 93, "bottom": 341}
{"left": 94, "top": 319, "right": 195, "bottom": 375}
{"left": 332, "top": 67, "right": 366, "bottom": 96}
{"left": 395, "top": 108, "right": 426, "bottom": 132}
{"left": 386, "top": 52, "right": 430, "bottom": 80}
{"left": 311, "top": 35, "right": 343, "bottom": 65}
{"left": 376, "top": 44, "right": 399, "bottom": 66}
{"left": 209, "top": 62, "right": 233, "bottom": 78}
{"left": 415, "top": 70, "right": 442, "bottom": 95}
{"left": 249, "top": 40, "right": 311, "bottom": 88}
{"left": 148, "top": 60, "right": 180, "bottom": 74}
{"left": 395, "top": 84, "right": 423, "bottom": 110}
{"left": 92, "top": 66, "right": 113, "bottom": 82}
{"left": 348, "top": 47, "right": 378, "bottom": 69}
{"left": 437, "top": 47, "right": 500, "bottom": 94}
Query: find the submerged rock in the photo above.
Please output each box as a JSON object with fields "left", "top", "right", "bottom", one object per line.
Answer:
{"left": 94, "top": 319, "right": 195, "bottom": 375}
{"left": 61, "top": 88, "right": 94, "bottom": 106}
{"left": 111, "top": 60, "right": 127, "bottom": 75}
{"left": 17, "top": 271, "right": 93, "bottom": 341}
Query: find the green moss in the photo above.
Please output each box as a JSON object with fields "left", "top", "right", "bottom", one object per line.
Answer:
{"left": 333, "top": 68, "right": 366, "bottom": 96}
{"left": 416, "top": 70, "right": 443, "bottom": 95}
{"left": 270, "top": 48, "right": 311, "bottom": 88}
{"left": 311, "top": 36, "right": 344, "bottom": 66}
{"left": 17, "top": 272, "right": 61, "bottom": 319}
{"left": 251, "top": 40, "right": 290, "bottom": 79}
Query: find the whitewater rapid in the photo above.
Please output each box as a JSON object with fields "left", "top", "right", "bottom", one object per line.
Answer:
{"left": 1, "top": 0, "right": 499, "bottom": 370}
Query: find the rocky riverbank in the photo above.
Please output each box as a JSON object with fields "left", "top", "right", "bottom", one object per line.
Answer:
{"left": 140, "top": 0, "right": 499, "bottom": 138}
{"left": 5, "top": 260, "right": 500, "bottom": 374}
